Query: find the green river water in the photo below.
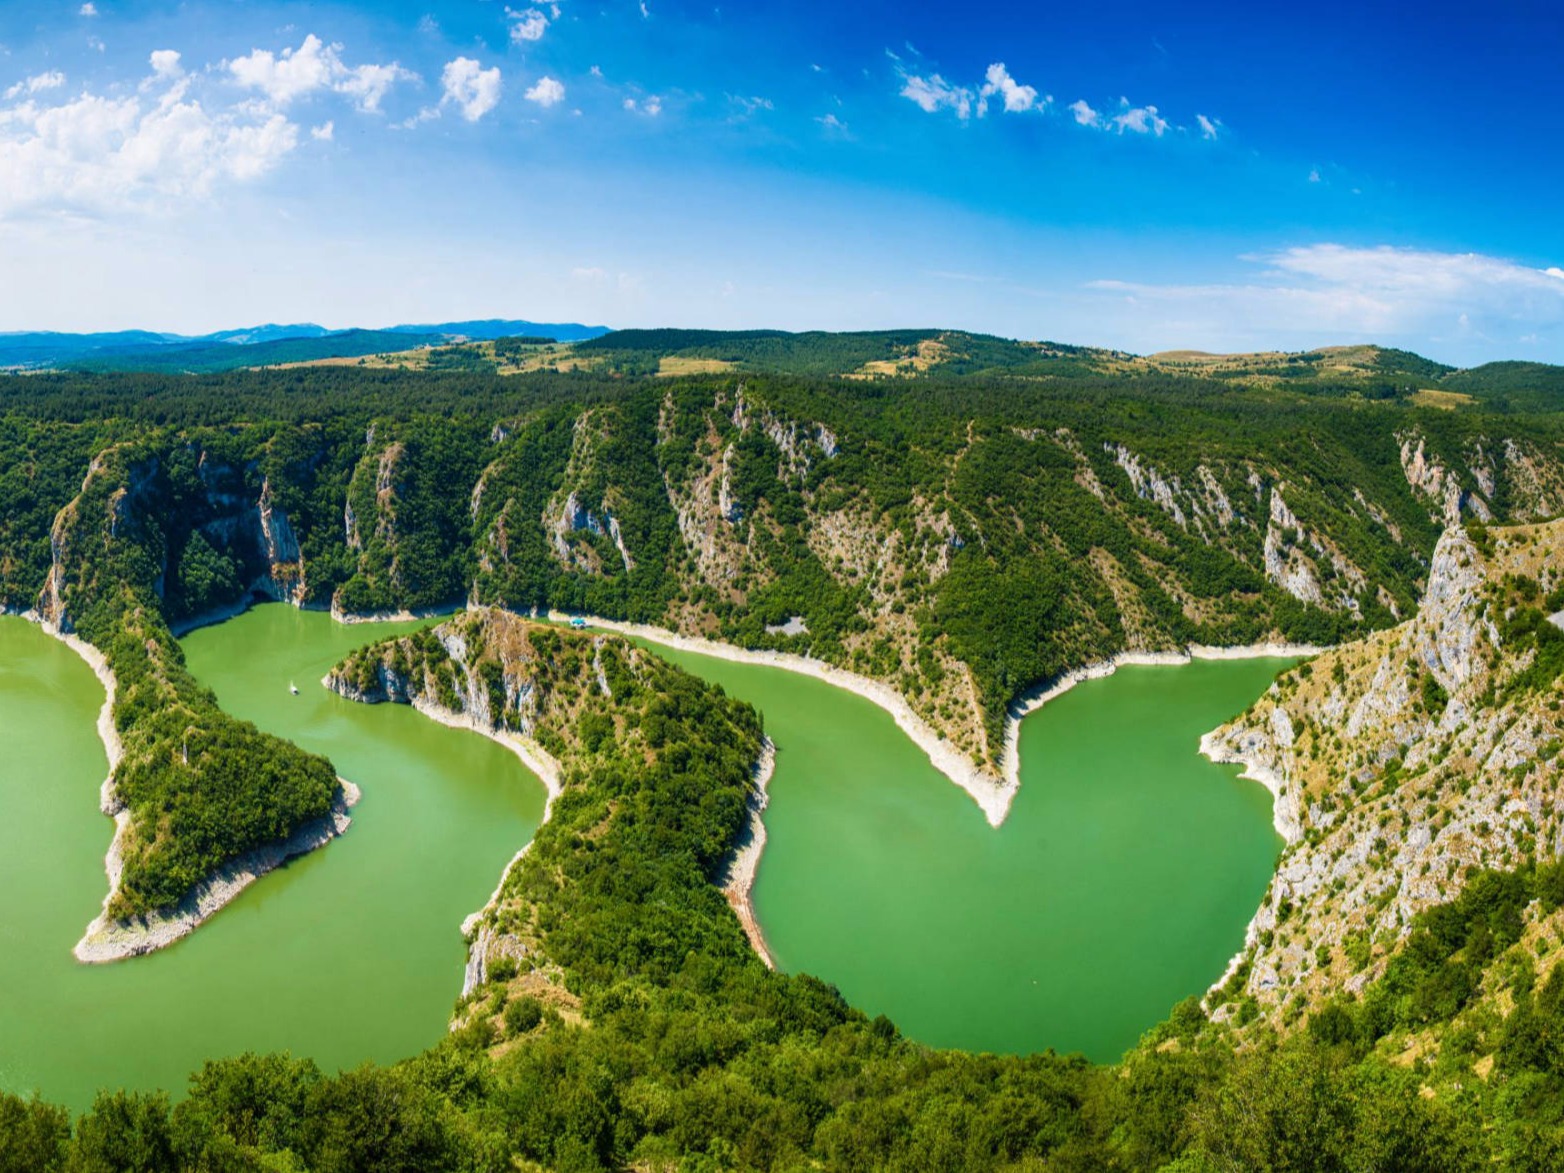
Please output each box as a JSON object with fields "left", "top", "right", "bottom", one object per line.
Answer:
{"left": 0, "top": 605, "right": 1285, "bottom": 1109}
{"left": 648, "top": 644, "right": 1287, "bottom": 1061}
{"left": 0, "top": 608, "right": 546, "bottom": 1112}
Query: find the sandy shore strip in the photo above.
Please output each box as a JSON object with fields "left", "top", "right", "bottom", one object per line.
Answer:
{"left": 554, "top": 610, "right": 1322, "bottom": 828}
{"left": 329, "top": 602, "right": 459, "bottom": 625}
{"left": 551, "top": 611, "right": 1019, "bottom": 826}
{"left": 720, "top": 738, "right": 777, "bottom": 969}
{"left": 999, "top": 641, "right": 1325, "bottom": 818}
{"left": 394, "top": 694, "right": 565, "bottom": 931}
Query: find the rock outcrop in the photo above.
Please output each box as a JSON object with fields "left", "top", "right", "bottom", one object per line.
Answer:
{"left": 1204, "top": 518, "right": 1564, "bottom": 1022}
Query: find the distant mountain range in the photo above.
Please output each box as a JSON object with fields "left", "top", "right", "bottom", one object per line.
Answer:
{"left": 0, "top": 320, "right": 612, "bottom": 373}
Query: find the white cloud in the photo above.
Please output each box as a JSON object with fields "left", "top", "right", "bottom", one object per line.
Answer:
{"left": 0, "top": 68, "right": 299, "bottom": 217}
{"left": 900, "top": 72, "right": 973, "bottom": 120}
{"left": 1308, "top": 168, "right": 1321, "bottom": 183}
{"left": 311, "top": 121, "right": 334, "bottom": 141}
{"left": 727, "top": 93, "right": 773, "bottom": 117}
{"left": 5, "top": 72, "right": 66, "bottom": 101}
{"left": 1068, "top": 98, "right": 1099, "bottom": 127}
{"left": 441, "top": 57, "right": 502, "bottom": 122}
{"left": 1196, "top": 113, "right": 1218, "bottom": 140}
{"left": 338, "top": 62, "right": 417, "bottom": 113}
{"left": 815, "top": 112, "right": 849, "bottom": 136}
{"left": 79, "top": 3, "right": 97, "bottom": 15}
{"left": 623, "top": 94, "right": 661, "bottom": 116}
{"left": 1112, "top": 100, "right": 1168, "bottom": 136}
{"left": 228, "top": 35, "right": 415, "bottom": 113}
{"left": 977, "top": 62, "right": 1040, "bottom": 117}
{"left": 228, "top": 35, "right": 338, "bottom": 105}
{"left": 1084, "top": 245, "right": 1564, "bottom": 356}
{"left": 524, "top": 75, "right": 565, "bottom": 107}
{"left": 571, "top": 265, "right": 606, "bottom": 282}
{"left": 508, "top": 7, "right": 548, "bottom": 43}
{"left": 149, "top": 50, "right": 182, "bottom": 80}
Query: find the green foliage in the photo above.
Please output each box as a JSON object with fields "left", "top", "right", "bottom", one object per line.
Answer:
{"left": 7, "top": 348, "right": 1564, "bottom": 1168}
{"left": 0, "top": 1093, "right": 70, "bottom": 1173}
{"left": 174, "top": 531, "right": 242, "bottom": 618}
{"left": 503, "top": 996, "right": 543, "bottom": 1036}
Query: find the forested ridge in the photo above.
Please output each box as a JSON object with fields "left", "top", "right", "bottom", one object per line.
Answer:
{"left": 2, "top": 337, "right": 1564, "bottom": 1167}
{"left": 3, "top": 341, "right": 1564, "bottom": 918}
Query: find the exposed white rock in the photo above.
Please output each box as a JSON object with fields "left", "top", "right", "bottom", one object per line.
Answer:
{"left": 1110, "top": 443, "right": 1187, "bottom": 527}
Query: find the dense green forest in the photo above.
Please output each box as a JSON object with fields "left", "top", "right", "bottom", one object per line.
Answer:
{"left": 2, "top": 338, "right": 1564, "bottom": 1167}
{"left": 9, "top": 612, "right": 1564, "bottom": 1170}
{"left": 3, "top": 340, "right": 1563, "bottom": 918}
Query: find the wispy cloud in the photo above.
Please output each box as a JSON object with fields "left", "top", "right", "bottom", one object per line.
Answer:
{"left": 900, "top": 72, "right": 972, "bottom": 119}
{"left": 1068, "top": 98, "right": 1099, "bottom": 127}
{"left": 978, "top": 63, "right": 1043, "bottom": 116}
{"left": 4, "top": 71, "right": 66, "bottom": 101}
{"left": 1085, "top": 245, "right": 1564, "bottom": 353}
{"left": 900, "top": 62, "right": 1044, "bottom": 121}
{"left": 1196, "top": 113, "right": 1219, "bottom": 140}
{"left": 0, "top": 57, "right": 299, "bottom": 217}
{"left": 1111, "top": 99, "right": 1168, "bottom": 136}
{"left": 149, "top": 50, "right": 182, "bottom": 81}
{"left": 726, "top": 94, "right": 774, "bottom": 118}
{"left": 507, "top": 7, "right": 549, "bottom": 44}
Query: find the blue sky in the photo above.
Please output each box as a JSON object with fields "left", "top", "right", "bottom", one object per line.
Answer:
{"left": 1, "top": 0, "right": 1561, "bottom": 363}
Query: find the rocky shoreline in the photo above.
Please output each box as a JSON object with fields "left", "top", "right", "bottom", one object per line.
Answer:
{"left": 549, "top": 611, "right": 1021, "bottom": 824}
{"left": 74, "top": 779, "right": 361, "bottom": 964}
{"left": 551, "top": 611, "right": 1320, "bottom": 827}
{"left": 0, "top": 604, "right": 368, "bottom": 963}
{"left": 719, "top": 738, "right": 777, "bottom": 969}
{"left": 1196, "top": 728, "right": 1305, "bottom": 1001}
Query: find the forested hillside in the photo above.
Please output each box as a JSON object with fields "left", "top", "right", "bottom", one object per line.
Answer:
{"left": 2, "top": 344, "right": 1563, "bottom": 918}
{"left": 2, "top": 339, "right": 1564, "bottom": 1166}
{"left": 9, "top": 572, "right": 1564, "bottom": 1169}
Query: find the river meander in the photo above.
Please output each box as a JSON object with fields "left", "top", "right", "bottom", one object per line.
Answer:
{"left": 0, "top": 608, "right": 545, "bottom": 1112}
{"left": 646, "top": 645, "right": 1290, "bottom": 1061}
{"left": 0, "top": 606, "right": 1287, "bottom": 1108}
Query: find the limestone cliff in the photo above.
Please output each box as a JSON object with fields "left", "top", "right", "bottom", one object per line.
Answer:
{"left": 1204, "top": 518, "right": 1564, "bottom": 1023}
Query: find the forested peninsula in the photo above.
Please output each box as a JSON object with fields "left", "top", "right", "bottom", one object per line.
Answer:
{"left": 4, "top": 330, "right": 1564, "bottom": 1167}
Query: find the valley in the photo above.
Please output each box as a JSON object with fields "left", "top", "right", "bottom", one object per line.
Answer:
{"left": 0, "top": 332, "right": 1561, "bottom": 1168}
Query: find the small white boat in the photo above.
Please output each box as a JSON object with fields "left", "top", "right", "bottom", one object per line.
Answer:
{"left": 289, "top": 682, "right": 299, "bottom": 695}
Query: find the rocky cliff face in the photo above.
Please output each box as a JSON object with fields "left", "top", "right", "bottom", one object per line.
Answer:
{"left": 326, "top": 608, "right": 612, "bottom": 744}
{"left": 18, "top": 385, "right": 1564, "bottom": 809}
{"left": 39, "top": 443, "right": 311, "bottom": 631}
{"left": 1204, "top": 518, "right": 1564, "bottom": 1024}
